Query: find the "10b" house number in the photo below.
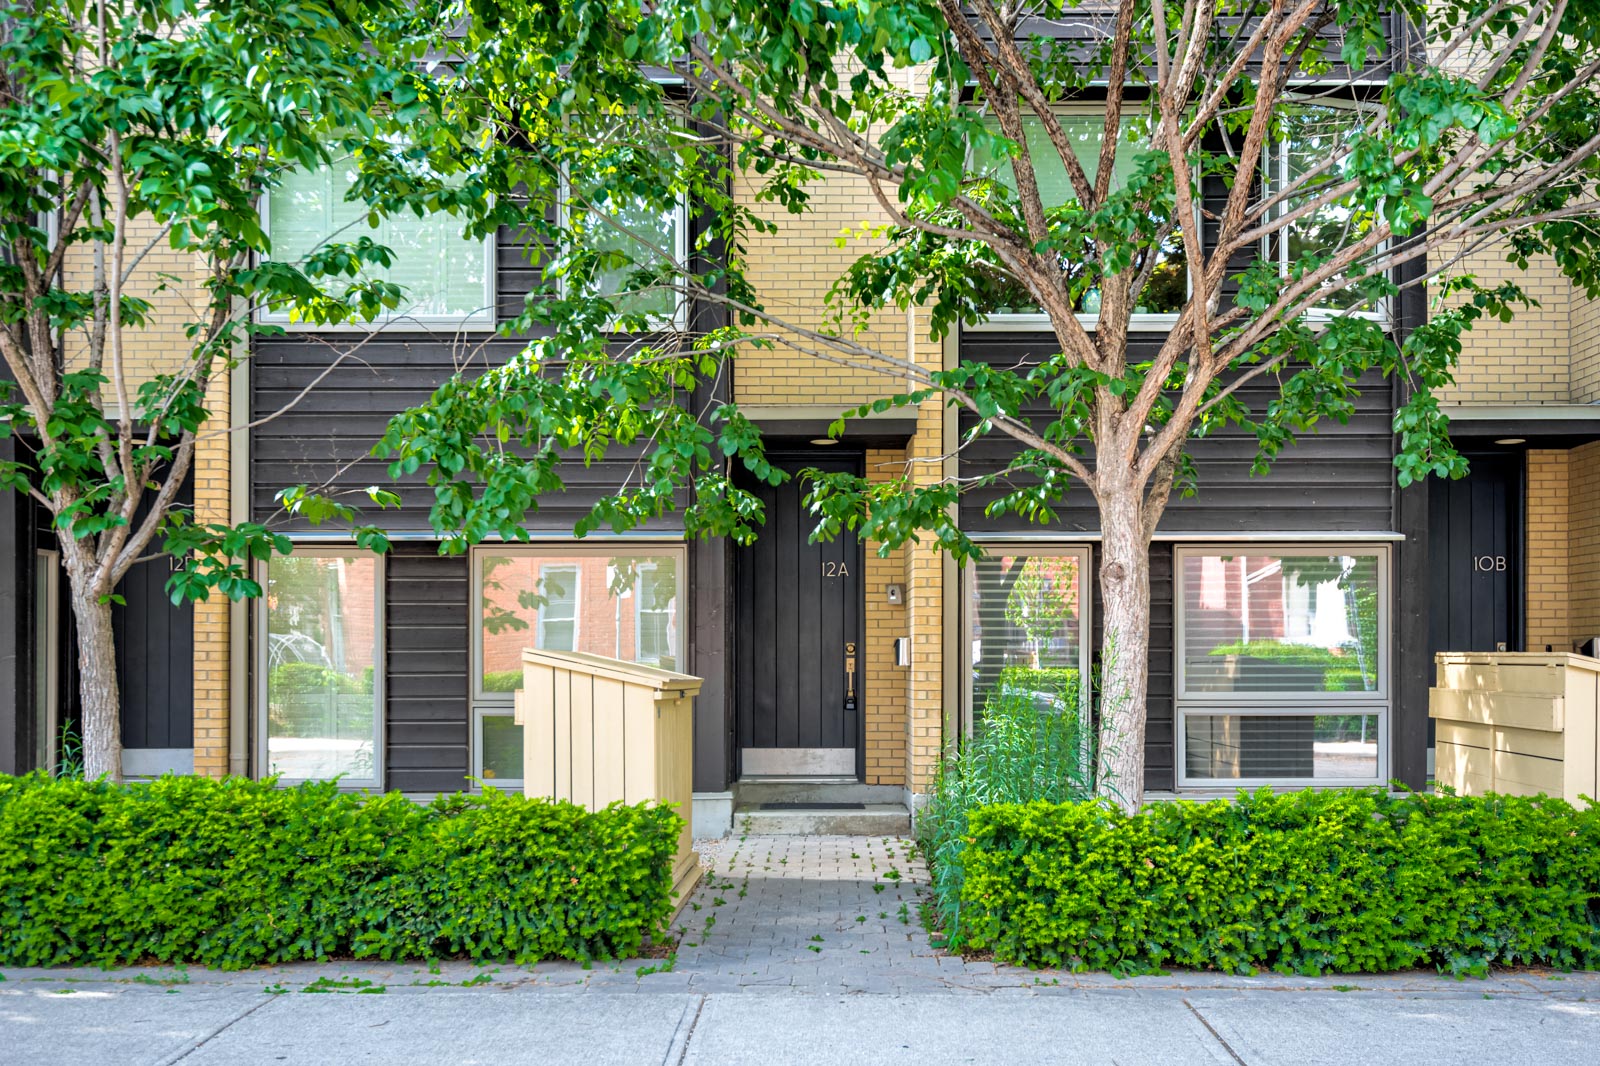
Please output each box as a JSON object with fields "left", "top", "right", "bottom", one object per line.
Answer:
{"left": 1474, "top": 555, "right": 1507, "bottom": 572}
{"left": 822, "top": 561, "right": 851, "bottom": 578}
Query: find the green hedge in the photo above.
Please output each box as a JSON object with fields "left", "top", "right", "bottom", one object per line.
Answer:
{"left": 958, "top": 789, "right": 1600, "bottom": 976}
{"left": 0, "top": 773, "right": 680, "bottom": 969}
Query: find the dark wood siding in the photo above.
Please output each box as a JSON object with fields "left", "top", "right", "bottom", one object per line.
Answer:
{"left": 384, "top": 545, "right": 471, "bottom": 793}
{"left": 250, "top": 331, "right": 681, "bottom": 534}
{"left": 1082, "top": 545, "right": 1175, "bottom": 792}
{"left": 957, "top": 331, "right": 1396, "bottom": 533}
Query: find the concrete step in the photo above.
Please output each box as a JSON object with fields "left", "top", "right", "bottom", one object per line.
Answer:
{"left": 734, "top": 780, "right": 905, "bottom": 806}
{"left": 732, "top": 803, "right": 912, "bottom": 836}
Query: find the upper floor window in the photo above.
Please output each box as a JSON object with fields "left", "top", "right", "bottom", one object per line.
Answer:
{"left": 1268, "top": 101, "right": 1385, "bottom": 320}
{"left": 972, "top": 112, "right": 1189, "bottom": 325}
{"left": 561, "top": 113, "right": 690, "bottom": 329}
{"left": 263, "top": 151, "right": 494, "bottom": 329}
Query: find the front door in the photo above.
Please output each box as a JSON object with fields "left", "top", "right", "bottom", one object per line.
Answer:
{"left": 735, "top": 452, "right": 864, "bottom": 779}
{"left": 1427, "top": 451, "right": 1522, "bottom": 658}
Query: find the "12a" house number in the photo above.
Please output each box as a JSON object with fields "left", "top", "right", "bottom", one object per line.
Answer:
{"left": 821, "top": 561, "right": 851, "bottom": 578}
{"left": 1473, "top": 555, "right": 1507, "bottom": 572}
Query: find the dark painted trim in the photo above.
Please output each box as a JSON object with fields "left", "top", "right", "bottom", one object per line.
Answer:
{"left": 690, "top": 534, "right": 735, "bottom": 793}
{"left": 0, "top": 437, "right": 27, "bottom": 774}
{"left": 1450, "top": 422, "right": 1600, "bottom": 447}
{"left": 751, "top": 419, "right": 918, "bottom": 448}
{"left": 687, "top": 112, "right": 737, "bottom": 795}
{"left": 1392, "top": 254, "right": 1430, "bottom": 790}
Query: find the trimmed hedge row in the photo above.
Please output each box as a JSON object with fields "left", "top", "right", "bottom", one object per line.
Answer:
{"left": 958, "top": 788, "right": 1600, "bottom": 976}
{"left": 0, "top": 773, "right": 680, "bottom": 969}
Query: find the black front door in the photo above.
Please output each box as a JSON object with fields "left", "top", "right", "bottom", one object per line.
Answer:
{"left": 735, "top": 452, "right": 864, "bottom": 779}
{"left": 1428, "top": 451, "right": 1522, "bottom": 658}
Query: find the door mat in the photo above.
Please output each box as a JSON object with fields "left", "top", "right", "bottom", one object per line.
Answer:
{"left": 759, "top": 802, "right": 866, "bottom": 811}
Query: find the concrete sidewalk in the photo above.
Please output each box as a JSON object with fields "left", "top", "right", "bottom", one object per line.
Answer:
{"left": 3, "top": 970, "right": 1597, "bottom": 1065}
{"left": 3, "top": 833, "right": 1596, "bottom": 1064}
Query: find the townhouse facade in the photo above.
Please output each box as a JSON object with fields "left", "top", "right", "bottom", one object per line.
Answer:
{"left": 4, "top": 67, "right": 1599, "bottom": 831}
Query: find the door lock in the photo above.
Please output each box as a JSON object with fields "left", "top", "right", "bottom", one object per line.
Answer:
{"left": 844, "top": 642, "right": 858, "bottom": 713}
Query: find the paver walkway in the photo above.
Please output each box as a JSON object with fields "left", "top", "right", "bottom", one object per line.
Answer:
{"left": 665, "top": 833, "right": 970, "bottom": 993}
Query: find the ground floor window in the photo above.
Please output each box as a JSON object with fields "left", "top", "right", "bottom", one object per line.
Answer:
{"left": 1175, "top": 545, "right": 1388, "bottom": 786}
{"left": 965, "top": 546, "right": 1092, "bottom": 732}
{"left": 471, "top": 544, "right": 685, "bottom": 788}
{"left": 257, "top": 549, "right": 384, "bottom": 788}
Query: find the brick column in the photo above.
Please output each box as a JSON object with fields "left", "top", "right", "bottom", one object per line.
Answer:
{"left": 904, "top": 402, "right": 947, "bottom": 796}
{"left": 863, "top": 448, "right": 908, "bottom": 785}
{"left": 1525, "top": 450, "right": 1570, "bottom": 651}
{"left": 191, "top": 365, "right": 233, "bottom": 778}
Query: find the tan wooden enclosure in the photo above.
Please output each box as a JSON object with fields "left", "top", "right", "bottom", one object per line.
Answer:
{"left": 514, "top": 648, "right": 703, "bottom": 906}
{"left": 1430, "top": 652, "right": 1600, "bottom": 804}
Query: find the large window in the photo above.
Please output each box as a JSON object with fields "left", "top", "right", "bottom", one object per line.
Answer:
{"left": 258, "top": 550, "right": 383, "bottom": 788}
{"left": 1269, "top": 101, "right": 1384, "bottom": 318}
{"left": 472, "top": 546, "right": 685, "bottom": 787}
{"left": 263, "top": 151, "right": 493, "bottom": 328}
{"left": 972, "top": 113, "right": 1189, "bottom": 324}
{"left": 1175, "top": 546, "right": 1387, "bottom": 785}
{"left": 966, "top": 547, "right": 1092, "bottom": 731}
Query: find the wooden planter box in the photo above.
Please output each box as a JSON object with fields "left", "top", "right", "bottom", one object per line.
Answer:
{"left": 514, "top": 648, "right": 703, "bottom": 908}
{"left": 1429, "top": 652, "right": 1600, "bottom": 803}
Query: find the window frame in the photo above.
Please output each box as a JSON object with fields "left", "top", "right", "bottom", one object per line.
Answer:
{"left": 254, "top": 545, "right": 386, "bottom": 791}
{"left": 1173, "top": 542, "right": 1390, "bottom": 789}
{"left": 962, "top": 543, "right": 1095, "bottom": 739}
{"left": 1266, "top": 95, "right": 1390, "bottom": 326}
{"left": 473, "top": 707, "right": 524, "bottom": 791}
{"left": 963, "top": 104, "right": 1194, "bottom": 335}
{"left": 255, "top": 161, "right": 498, "bottom": 333}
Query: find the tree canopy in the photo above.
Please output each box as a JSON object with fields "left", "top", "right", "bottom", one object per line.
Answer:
{"left": 364, "top": 0, "right": 1600, "bottom": 807}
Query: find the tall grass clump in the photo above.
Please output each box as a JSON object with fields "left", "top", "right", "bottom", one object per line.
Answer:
{"left": 918, "top": 665, "right": 1093, "bottom": 942}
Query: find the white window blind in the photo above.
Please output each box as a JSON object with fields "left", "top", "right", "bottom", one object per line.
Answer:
{"left": 266, "top": 153, "right": 490, "bottom": 323}
{"left": 968, "top": 549, "right": 1089, "bottom": 724}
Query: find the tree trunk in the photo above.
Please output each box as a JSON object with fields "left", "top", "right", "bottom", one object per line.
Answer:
{"left": 1095, "top": 488, "right": 1152, "bottom": 813}
{"left": 69, "top": 580, "right": 122, "bottom": 781}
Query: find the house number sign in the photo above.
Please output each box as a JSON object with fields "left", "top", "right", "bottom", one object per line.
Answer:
{"left": 1473, "top": 555, "right": 1507, "bottom": 572}
{"left": 822, "top": 560, "right": 851, "bottom": 577}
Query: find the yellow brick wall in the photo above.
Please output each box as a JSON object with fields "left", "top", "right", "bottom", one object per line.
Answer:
{"left": 732, "top": 65, "right": 930, "bottom": 411}
{"left": 1524, "top": 450, "right": 1570, "bottom": 651}
{"left": 59, "top": 215, "right": 207, "bottom": 387}
{"left": 731, "top": 164, "right": 919, "bottom": 408}
{"left": 1436, "top": 245, "right": 1573, "bottom": 405}
{"left": 62, "top": 214, "right": 233, "bottom": 773}
{"left": 1568, "top": 441, "right": 1600, "bottom": 647}
{"left": 1572, "top": 293, "right": 1600, "bottom": 403}
{"left": 862, "top": 448, "right": 909, "bottom": 785}
{"left": 905, "top": 396, "right": 949, "bottom": 794}
{"left": 191, "top": 367, "right": 233, "bottom": 778}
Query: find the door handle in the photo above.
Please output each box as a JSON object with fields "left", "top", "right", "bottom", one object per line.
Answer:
{"left": 844, "top": 642, "right": 857, "bottom": 712}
